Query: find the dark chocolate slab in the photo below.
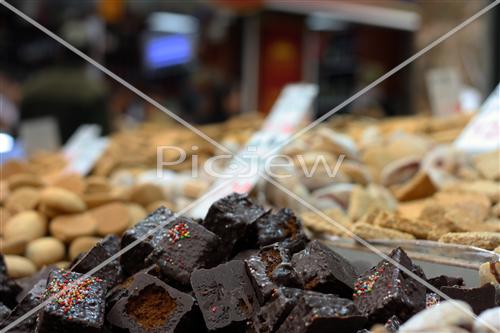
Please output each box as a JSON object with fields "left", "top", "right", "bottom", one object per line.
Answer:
{"left": 427, "top": 275, "right": 464, "bottom": 290}
{"left": 441, "top": 283, "right": 496, "bottom": 315}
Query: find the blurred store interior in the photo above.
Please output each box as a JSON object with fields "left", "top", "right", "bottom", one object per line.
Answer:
{"left": 0, "top": 0, "right": 498, "bottom": 153}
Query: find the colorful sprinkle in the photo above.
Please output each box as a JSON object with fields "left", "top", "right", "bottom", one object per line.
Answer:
{"left": 353, "top": 264, "right": 386, "bottom": 298}
{"left": 167, "top": 223, "right": 191, "bottom": 243}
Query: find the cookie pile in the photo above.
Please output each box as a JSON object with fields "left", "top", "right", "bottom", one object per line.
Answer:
{"left": 0, "top": 193, "right": 498, "bottom": 333}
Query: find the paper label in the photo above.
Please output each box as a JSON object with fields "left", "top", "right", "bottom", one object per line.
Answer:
{"left": 455, "top": 84, "right": 500, "bottom": 154}
{"left": 63, "top": 124, "right": 109, "bottom": 175}
{"left": 190, "top": 83, "right": 318, "bottom": 218}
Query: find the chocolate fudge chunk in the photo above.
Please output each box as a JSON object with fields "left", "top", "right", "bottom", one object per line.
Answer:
{"left": 246, "top": 244, "right": 299, "bottom": 304}
{"left": 0, "top": 255, "right": 21, "bottom": 309}
{"left": 256, "top": 208, "right": 308, "bottom": 253}
{"left": 427, "top": 275, "right": 464, "bottom": 290}
{"left": 121, "top": 207, "right": 175, "bottom": 275}
{"left": 353, "top": 247, "right": 426, "bottom": 323}
{"left": 249, "top": 288, "right": 303, "bottom": 333}
{"left": 36, "top": 270, "right": 107, "bottom": 333}
{"left": 1, "top": 279, "right": 46, "bottom": 332}
{"left": 191, "top": 260, "right": 260, "bottom": 332}
{"left": 107, "top": 272, "right": 198, "bottom": 332}
{"left": 292, "top": 240, "right": 357, "bottom": 298}
{"left": 441, "top": 283, "right": 496, "bottom": 314}
{"left": 148, "top": 217, "right": 224, "bottom": 286}
{"left": 72, "top": 235, "right": 122, "bottom": 289}
{"left": 202, "top": 193, "right": 266, "bottom": 253}
{"left": 276, "top": 291, "right": 366, "bottom": 333}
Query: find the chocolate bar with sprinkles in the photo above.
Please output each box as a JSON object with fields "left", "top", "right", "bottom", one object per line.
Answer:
{"left": 147, "top": 217, "right": 224, "bottom": 287}
{"left": 120, "top": 207, "right": 175, "bottom": 275}
{"left": 106, "top": 271, "right": 199, "bottom": 333}
{"left": 249, "top": 288, "right": 303, "bottom": 333}
{"left": 291, "top": 240, "right": 357, "bottom": 298}
{"left": 353, "top": 247, "right": 426, "bottom": 324}
{"left": 255, "top": 208, "right": 308, "bottom": 253}
{"left": 276, "top": 291, "right": 366, "bottom": 333}
{"left": 191, "top": 260, "right": 260, "bottom": 332}
{"left": 202, "top": 193, "right": 267, "bottom": 254}
{"left": 71, "top": 235, "right": 122, "bottom": 289}
{"left": 0, "top": 254, "right": 21, "bottom": 309}
{"left": 36, "top": 270, "right": 107, "bottom": 333}
{"left": 245, "top": 243, "right": 299, "bottom": 305}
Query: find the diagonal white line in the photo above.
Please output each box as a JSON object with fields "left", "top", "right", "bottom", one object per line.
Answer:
{"left": 0, "top": 177, "right": 233, "bottom": 333}
{"left": 260, "top": 172, "right": 498, "bottom": 332}
{"left": 261, "top": 0, "right": 500, "bottom": 160}
{"left": 0, "top": 0, "right": 236, "bottom": 158}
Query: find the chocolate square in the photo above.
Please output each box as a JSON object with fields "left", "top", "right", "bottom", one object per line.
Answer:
{"left": 441, "top": 283, "right": 496, "bottom": 314}
{"left": 276, "top": 291, "right": 366, "bottom": 333}
{"left": 191, "top": 260, "right": 260, "bottom": 331}
{"left": 120, "top": 207, "right": 175, "bottom": 275}
{"left": 148, "top": 217, "right": 224, "bottom": 287}
{"left": 107, "top": 272, "right": 198, "bottom": 332}
{"left": 256, "top": 208, "right": 308, "bottom": 253}
{"left": 202, "top": 193, "right": 266, "bottom": 253}
{"left": 292, "top": 240, "right": 357, "bottom": 298}
{"left": 353, "top": 247, "right": 426, "bottom": 323}
{"left": 36, "top": 270, "right": 107, "bottom": 333}
{"left": 427, "top": 275, "right": 464, "bottom": 290}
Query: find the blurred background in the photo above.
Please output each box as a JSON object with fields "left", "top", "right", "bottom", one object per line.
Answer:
{"left": 0, "top": 0, "right": 498, "bottom": 148}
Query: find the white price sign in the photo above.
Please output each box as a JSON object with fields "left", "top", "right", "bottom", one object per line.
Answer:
{"left": 455, "top": 84, "right": 500, "bottom": 154}
{"left": 190, "top": 83, "right": 318, "bottom": 218}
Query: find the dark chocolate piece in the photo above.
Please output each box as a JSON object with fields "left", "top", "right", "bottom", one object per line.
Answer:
{"left": 276, "top": 291, "right": 366, "bottom": 333}
{"left": 256, "top": 208, "right": 308, "bottom": 253}
{"left": 107, "top": 272, "right": 198, "bottom": 332}
{"left": 249, "top": 288, "right": 303, "bottom": 333}
{"left": 441, "top": 283, "right": 496, "bottom": 315}
{"left": 292, "top": 240, "right": 356, "bottom": 298}
{"left": 384, "top": 315, "right": 402, "bottom": 333}
{"left": 120, "top": 207, "right": 175, "bottom": 275}
{"left": 36, "top": 270, "right": 107, "bottom": 333}
{"left": 0, "top": 255, "right": 21, "bottom": 309}
{"left": 148, "top": 217, "right": 224, "bottom": 286}
{"left": 191, "top": 260, "right": 260, "bottom": 331}
{"left": 246, "top": 244, "right": 299, "bottom": 305}
{"left": 15, "top": 265, "right": 56, "bottom": 303}
{"left": 427, "top": 275, "right": 464, "bottom": 290}
{"left": 353, "top": 247, "right": 426, "bottom": 323}
{"left": 202, "top": 193, "right": 266, "bottom": 253}
{"left": 71, "top": 235, "right": 122, "bottom": 289}
{"left": 0, "top": 279, "right": 46, "bottom": 332}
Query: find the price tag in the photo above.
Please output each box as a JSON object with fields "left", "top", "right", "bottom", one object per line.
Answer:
{"left": 63, "top": 125, "right": 109, "bottom": 175}
{"left": 190, "top": 83, "right": 318, "bottom": 218}
{"left": 455, "top": 84, "right": 500, "bottom": 154}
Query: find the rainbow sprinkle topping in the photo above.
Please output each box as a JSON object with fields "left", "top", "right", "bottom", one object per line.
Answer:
{"left": 167, "top": 223, "right": 191, "bottom": 243}
{"left": 353, "top": 264, "right": 386, "bottom": 298}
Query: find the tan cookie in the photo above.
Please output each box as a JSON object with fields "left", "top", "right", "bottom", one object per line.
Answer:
{"left": 40, "top": 187, "right": 86, "bottom": 214}
{"left": 5, "top": 187, "right": 40, "bottom": 214}
{"left": 479, "top": 261, "right": 500, "bottom": 286}
{"left": 90, "top": 202, "right": 130, "bottom": 236}
{"left": 82, "top": 192, "right": 118, "bottom": 208}
{"left": 4, "top": 211, "right": 47, "bottom": 243}
{"left": 474, "top": 150, "right": 500, "bottom": 180}
{"left": 69, "top": 236, "right": 101, "bottom": 261}
{"left": 85, "top": 176, "right": 111, "bottom": 194}
{"left": 397, "top": 199, "right": 430, "bottom": 220}
{"left": 301, "top": 208, "right": 352, "bottom": 237}
{"left": 395, "top": 171, "right": 436, "bottom": 202}
{"left": 339, "top": 160, "right": 372, "bottom": 185}
{"left": 350, "top": 222, "right": 415, "bottom": 240}
{"left": 0, "top": 238, "right": 28, "bottom": 255}
{"left": 3, "top": 255, "right": 37, "bottom": 278}
{"left": 0, "top": 207, "right": 11, "bottom": 236}
{"left": 51, "top": 173, "right": 86, "bottom": 195}
{"left": 444, "top": 181, "right": 500, "bottom": 203}
{"left": 129, "top": 183, "right": 165, "bottom": 207}
{"left": 1, "top": 160, "right": 30, "bottom": 179}
{"left": 374, "top": 212, "right": 432, "bottom": 239}
{"left": 438, "top": 232, "right": 500, "bottom": 250}
{"left": 182, "top": 179, "right": 209, "bottom": 199}
{"left": 50, "top": 213, "right": 97, "bottom": 242}
{"left": 126, "top": 203, "right": 147, "bottom": 227}
{"left": 7, "top": 173, "right": 44, "bottom": 191}
{"left": 26, "top": 237, "right": 66, "bottom": 268}
{"left": 347, "top": 186, "right": 373, "bottom": 221}
{"left": 434, "top": 191, "right": 490, "bottom": 222}
{"left": 0, "top": 181, "right": 9, "bottom": 205}
{"left": 495, "top": 246, "right": 500, "bottom": 253}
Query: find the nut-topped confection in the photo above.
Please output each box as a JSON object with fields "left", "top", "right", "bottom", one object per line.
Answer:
{"left": 353, "top": 247, "right": 426, "bottom": 323}
{"left": 292, "top": 240, "right": 357, "bottom": 298}
{"left": 107, "top": 271, "right": 198, "bottom": 333}
{"left": 36, "top": 270, "right": 107, "bottom": 333}
{"left": 147, "top": 217, "right": 224, "bottom": 287}
{"left": 120, "top": 207, "right": 175, "bottom": 275}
